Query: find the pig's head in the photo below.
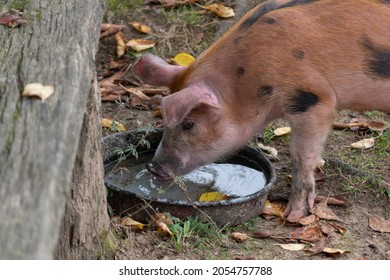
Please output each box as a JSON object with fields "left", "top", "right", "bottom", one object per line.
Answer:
{"left": 132, "top": 54, "right": 250, "bottom": 180}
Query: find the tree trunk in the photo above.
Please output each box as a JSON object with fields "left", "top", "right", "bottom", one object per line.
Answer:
{"left": 0, "top": 0, "right": 108, "bottom": 259}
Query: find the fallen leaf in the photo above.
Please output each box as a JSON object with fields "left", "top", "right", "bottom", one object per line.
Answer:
{"left": 320, "top": 223, "right": 338, "bottom": 238}
{"left": 277, "top": 243, "right": 306, "bottom": 251}
{"left": 289, "top": 224, "right": 324, "bottom": 242}
{"left": 0, "top": 10, "right": 27, "bottom": 28}
{"left": 203, "top": 3, "right": 235, "bottom": 18}
{"left": 126, "top": 39, "right": 156, "bottom": 52}
{"left": 157, "top": 221, "right": 173, "bottom": 237}
{"left": 261, "top": 200, "right": 286, "bottom": 219}
{"left": 251, "top": 228, "right": 274, "bottom": 238}
{"left": 274, "top": 126, "right": 291, "bottom": 136}
{"left": 350, "top": 138, "right": 375, "bottom": 149}
{"left": 322, "top": 247, "right": 350, "bottom": 255}
{"left": 115, "top": 32, "right": 126, "bottom": 57}
{"left": 171, "top": 52, "right": 195, "bottom": 66}
{"left": 231, "top": 232, "right": 250, "bottom": 243}
{"left": 151, "top": 213, "right": 174, "bottom": 226}
{"left": 306, "top": 237, "right": 326, "bottom": 254}
{"left": 298, "top": 214, "right": 318, "bottom": 226}
{"left": 102, "top": 118, "right": 126, "bottom": 132}
{"left": 129, "top": 21, "right": 152, "bottom": 34}
{"left": 315, "top": 195, "right": 349, "bottom": 207}
{"left": 328, "top": 222, "right": 347, "bottom": 234}
{"left": 368, "top": 215, "right": 390, "bottom": 233}
{"left": 367, "top": 120, "right": 386, "bottom": 132}
{"left": 311, "top": 201, "right": 344, "bottom": 222}
{"left": 22, "top": 83, "right": 55, "bottom": 102}
{"left": 120, "top": 217, "right": 144, "bottom": 230}
{"left": 100, "top": 23, "right": 125, "bottom": 38}
{"left": 199, "top": 191, "right": 228, "bottom": 202}
{"left": 257, "top": 142, "right": 278, "bottom": 159}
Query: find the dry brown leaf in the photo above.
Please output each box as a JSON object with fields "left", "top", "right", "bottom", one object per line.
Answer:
{"left": 367, "top": 120, "right": 386, "bottom": 132}
{"left": 306, "top": 237, "right": 326, "bottom": 254}
{"left": 323, "top": 247, "right": 350, "bottom": 255}
{"left": 311, "top": 200, "right": 344, "bottom": 222}
{"left": 203, "top": 3, "right": 235, "bottom": 18}
{"left": 129, "top": 21, "right": 152, "bottom": 34}
{"left": 22, "top": 83, "right": 55, "bottom": 102}
{"left": 350, "top": 138, "right": 375, "bottom": 149}
{"left": 100, "top": 23, "right": 125, "bottom": 38}
{"left": 157, "top": 222, "right": 173, "bottom": 237}
{"left": 151, "top": 213, "right": 174, "bottom": 226}
{"left": 120, "top": 217, "right": 144, "bottom": 230}
{"left": 277, "top": 243, "right": 306, "bottom": 251}
{"left": 328, "top": 222, "right": 347, "bottom": 234}
{"left": 257, "top": 142, "right": 278, "bottom": 159}
{"left": 251, "top": 228, "right": 274, "bottom": 238}
{"left": 102, "top": 118, "right": 126, "bottom": 132}
{"left": 261, "top": 200, "right": 286, "bottom": 219}
{"left": 0, "top": 10, "right": 27, "bottom": 28}
{"left": 315, "top": 195, "right": 349, "bottom": 207}
{"left": 320, "top": 223, "right": 338, "bottom": 238}
{"left": 126, "top": 39, "right": 156, "bottom": 52}
{"left": 274, "top": 126, "right": 291, "bottom": 136}
{"left": 115, "top": 32, "right": 126, "bottom": 57}
{"left": 289, "top": 224, "right": 324, "bottom": 242}
{"left": 298, "top": 214, "right": 318, "bottom": 226}
{"left": 368, "top": 215, "right": 390, "bottom": 233}
{"left": 231, "top": 232, "right": 250, "bottom": 243}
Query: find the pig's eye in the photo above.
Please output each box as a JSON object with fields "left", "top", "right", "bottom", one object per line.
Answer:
{"left": 182, "top": 121, "right": 194, "bottom": 131}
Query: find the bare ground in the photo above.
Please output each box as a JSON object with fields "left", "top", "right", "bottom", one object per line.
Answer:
{"left": 97, "top": 1, "right": 390, "bottom": 260}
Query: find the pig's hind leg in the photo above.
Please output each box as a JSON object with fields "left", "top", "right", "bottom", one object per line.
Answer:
{"left": 284, "top": 92, "right": 336, "bottom": 222}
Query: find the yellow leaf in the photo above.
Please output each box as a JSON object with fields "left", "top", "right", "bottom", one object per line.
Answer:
{"left": 120, "top": 217, "right": 144, "bottom": 230}
{"left": 322, "top": 247, "right": 350, "bottom": 255}
{"left": 114, "top": 31, "right": 126, "bottom": 57}
{"left": 126, "top": 39, "right": 156, "bottom": 52}
{"left": 22, "top": 83, "right": 55, "bottom": 102}
{"left": 157, "top": 222, "right": 173, "bottom": 237}
{"left": 102, "top": 118, "right": 126, "bottom": 132}
{"left": 199, "top": 191, "right": 228, "bottom": 202}
{"left": 171, "top": 52, "right": 195, "bottom": 66}
{"left": 204, "top": 3, "right": 235, "bottom": 18}
{"left": 274, "top": 126, "right": 291, "bottom": 136}
{"left": 129, "top": 21, "right": 152, "bottom": 34}
{"left": 350, "top": 138, "right": 375, "bottom": 149}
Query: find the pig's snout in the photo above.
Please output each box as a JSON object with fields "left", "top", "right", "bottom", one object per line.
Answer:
{"left": 146, "top": 161, "right": 171, "bottom": 181}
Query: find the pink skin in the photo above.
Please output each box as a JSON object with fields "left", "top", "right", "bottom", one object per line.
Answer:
{"left": 132, "top": 0, "right": 390, "bottom": 222}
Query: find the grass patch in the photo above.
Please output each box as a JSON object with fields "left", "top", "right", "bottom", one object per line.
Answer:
{"left": 107, "top": 0, "right": 142, "bottom": 12}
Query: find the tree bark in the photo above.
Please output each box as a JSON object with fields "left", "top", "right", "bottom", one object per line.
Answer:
{"left": 0, "top": 0, "right": 108, "bottom": 259}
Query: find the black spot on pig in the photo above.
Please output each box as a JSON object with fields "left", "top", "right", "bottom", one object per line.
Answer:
{"left": 362, "top": 38, "right": 390, "bottom": 79}
{"left": 234, "top": 36, "right": 243, "bottom": 45}
{"left": 292, "top": 49, "right": 305, "bottom": 59}
{"left": 241, "top": 0, "right": 319, "bottom": 29}
{"left": 236, "top": 66, "right": 246, "bottom": 76}
{"left": 287, "top": 90, "right": 319, "bottom": 113}
{"left": 259, "top": 85, "right": 273, "bottom": 96}
{"left": 261, "top": 17, "right": 277, "bottom": 24}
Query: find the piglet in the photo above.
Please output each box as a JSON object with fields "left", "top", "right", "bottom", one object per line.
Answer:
{"left": 132, "top": 0, "right": 390, "bottom": 222}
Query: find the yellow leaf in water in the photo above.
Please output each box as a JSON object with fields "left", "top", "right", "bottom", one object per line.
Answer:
{"left": 129, "top": 21, "right": 152, "bottom": 34}
{"left": 102, "top": 118, "right": 126, "bottom": 132}
{"left": 126, "top": 39, "right": 156, "bottom": 52}
{"left": 120, "top": 217, "right": 144, "bottom": 230}
{"left": 274, "top": 126, "right": 291, "bottom": 136}
{"left": 204, "top": 3, "right": 235, "bottom": 18}
{"left": 22, "top": 83, "right": 55, "bottom": 102}
{"left": 199, "top": 191, "right": 228, "bottom": 202}
{"left": 171, "top": 52, "right": 195, "bottom": 66}
{"left": 114, "top": 31, "right": 126, "bottom": 57}
{"left": 350, "top": 138, "right": 375, "bottom": 149}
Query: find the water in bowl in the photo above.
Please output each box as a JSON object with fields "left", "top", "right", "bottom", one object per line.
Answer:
{"left": 104, "top": 152, "right": 267, "bottom": 203}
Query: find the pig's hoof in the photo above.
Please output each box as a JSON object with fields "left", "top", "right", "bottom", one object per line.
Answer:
{"left": 284, "top": 191, "right": 315, "bottom": 222}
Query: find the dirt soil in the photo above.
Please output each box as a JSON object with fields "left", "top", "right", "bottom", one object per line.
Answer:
{"left": 97, "top": 1, "right": 390, "bottom": 260}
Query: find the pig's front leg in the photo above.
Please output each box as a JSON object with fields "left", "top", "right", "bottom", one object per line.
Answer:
{"left": 284, "top": 105, "right": 335, "bottom": 222}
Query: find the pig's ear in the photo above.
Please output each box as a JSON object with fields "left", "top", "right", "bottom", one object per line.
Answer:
{"left": 161, "top": 84, "right": 221, "bottom": 128}
{"left": 132, "top": 54, "right": 186, "bottom": 87}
